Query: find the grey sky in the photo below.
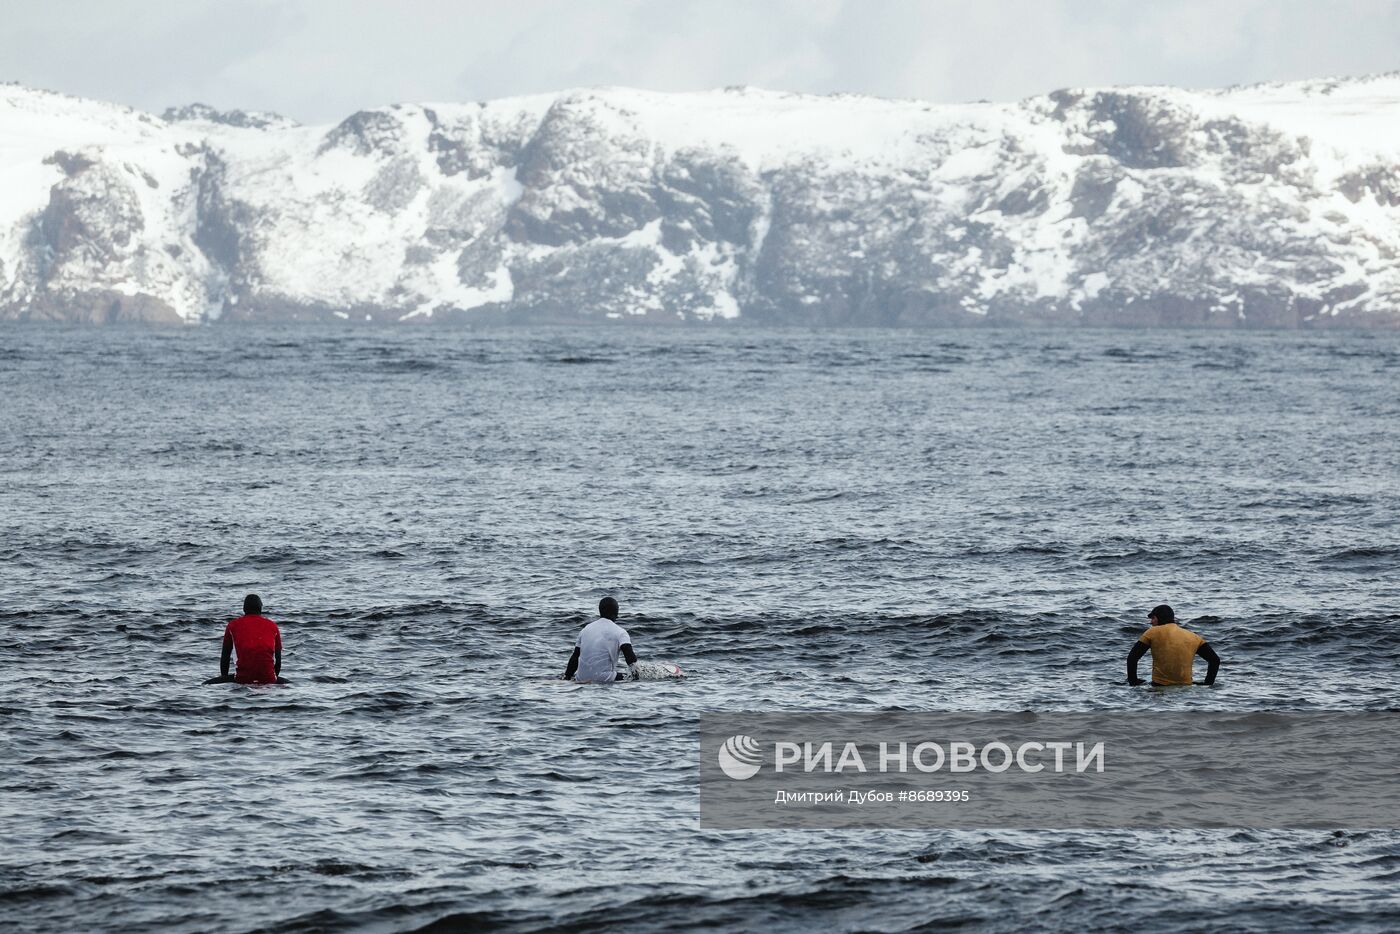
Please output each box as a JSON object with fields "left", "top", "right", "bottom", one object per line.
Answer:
{"left": 4, "top": 0, "right": 1400, "bottom": 123}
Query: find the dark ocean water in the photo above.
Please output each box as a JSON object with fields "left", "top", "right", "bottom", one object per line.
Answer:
{"left": 1, "top": 325, "right": 1399, "bottom": 933}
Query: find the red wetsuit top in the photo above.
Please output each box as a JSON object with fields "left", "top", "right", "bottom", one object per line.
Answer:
{"left": 223, "top": 614, "right": 282, "bottom": 684}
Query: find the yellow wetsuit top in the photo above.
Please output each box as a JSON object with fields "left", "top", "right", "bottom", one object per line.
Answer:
{"left": 1139, "top": 622, "right": 1205, "bottom": 686}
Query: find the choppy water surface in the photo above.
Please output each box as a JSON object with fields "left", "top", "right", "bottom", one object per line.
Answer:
{"left": 2, "top": 326, "right": 1399, "bottom": 932}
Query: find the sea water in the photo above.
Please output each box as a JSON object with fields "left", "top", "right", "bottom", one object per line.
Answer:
{"left": 2, "top": 325, "right": 1398, "bottom": 931}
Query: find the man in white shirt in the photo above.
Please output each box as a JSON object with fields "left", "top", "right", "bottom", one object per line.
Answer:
{"left": 563, "top": 597, "right": 639, "bottom": 683}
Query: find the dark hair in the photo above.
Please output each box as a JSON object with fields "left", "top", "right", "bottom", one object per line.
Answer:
{"left": 599, "top": 596, "right": 619, "bottom": 619}
{"left": 244, "top": 594, "right": 263, "bottom": 615}
{"left": 1149, "top": 603, "right": 1174, "bottom": 624}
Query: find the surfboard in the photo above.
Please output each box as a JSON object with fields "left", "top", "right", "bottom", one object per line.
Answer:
{"left": 627, "top": 661, "right": 685, "bottom": 681}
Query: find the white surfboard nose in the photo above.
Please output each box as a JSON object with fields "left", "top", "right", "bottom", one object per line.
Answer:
{"left": 628, "top": 661, "right": 685, "bottom": 681}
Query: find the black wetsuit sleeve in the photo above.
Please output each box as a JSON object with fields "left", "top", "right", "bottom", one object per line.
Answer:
{"left": 621, "top": 643, "right": 637, "bottom": 666}
{"left": 563, "top": 646, "right": 580, "bottom": 681}
{"left": 1127, "top": 640, "right": 1148, "bottom": 684}
{"left": 220, "top": 632, "right": 233, "bottom": 678}
{"left": 1196, "top": 642, "right": 1219, "bottom": 685}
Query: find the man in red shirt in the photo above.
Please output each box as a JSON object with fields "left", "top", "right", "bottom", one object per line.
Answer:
{"left": 204, "top": 594, "right": 286, "bottom": 684}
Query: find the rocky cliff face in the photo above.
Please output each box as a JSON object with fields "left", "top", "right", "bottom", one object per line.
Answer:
{"left": 2, "top": 76, "right": 1398, "bottom": 325}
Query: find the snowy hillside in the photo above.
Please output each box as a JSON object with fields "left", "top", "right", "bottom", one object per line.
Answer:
{"left": 2, "top": 75, "right": 1399, "bottom": 325}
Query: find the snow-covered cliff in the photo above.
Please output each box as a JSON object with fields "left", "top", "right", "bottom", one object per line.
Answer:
{"left": 2, "top": 75, "right": 1399, "bottom": 325}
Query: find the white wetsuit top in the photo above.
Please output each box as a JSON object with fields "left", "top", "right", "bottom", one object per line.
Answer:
{"left": 574, "top": 617, "right": 632, "bottom": 683}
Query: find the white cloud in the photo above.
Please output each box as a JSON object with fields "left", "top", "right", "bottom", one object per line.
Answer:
{"left": 0, "top": 0, "right": 1397, "bottom": 122}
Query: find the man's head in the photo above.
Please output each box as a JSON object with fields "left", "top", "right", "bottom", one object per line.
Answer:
{"left": 244, "top": 594, "right": 263, "bottom": 616}
{"left": 1149, "top": 604, "right": 1174, "bottom": 626}
{"left": 599, "top": 596, "right": 619, "bottom": 621}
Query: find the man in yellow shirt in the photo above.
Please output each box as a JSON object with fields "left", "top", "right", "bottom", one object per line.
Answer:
{"left": 1127, "top": 604, "right": 1220, "bottom": 686}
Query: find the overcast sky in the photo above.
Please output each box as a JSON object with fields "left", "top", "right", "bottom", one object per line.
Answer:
{"left": 5, "top": 0, "right": 1400, "bottom": 123}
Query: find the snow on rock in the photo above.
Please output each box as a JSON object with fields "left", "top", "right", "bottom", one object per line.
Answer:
{"left": 1, "top": 76, "right": 1398, "bottom": 325}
